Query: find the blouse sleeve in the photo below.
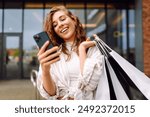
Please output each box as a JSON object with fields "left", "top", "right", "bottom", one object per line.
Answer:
{"left": 36, "top": 65, "right": 59, "bottom": 100}
{"left": 78, "top": 46, "right": 103, "bottom": 91}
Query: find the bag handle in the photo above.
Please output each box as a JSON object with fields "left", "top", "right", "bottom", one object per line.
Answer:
{"left": 92, "top": 34, "right": 110, "bottom": 57}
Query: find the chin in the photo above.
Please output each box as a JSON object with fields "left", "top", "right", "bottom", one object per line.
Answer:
{"left": 62, "top": 34, "right": 74, "bottom": 41}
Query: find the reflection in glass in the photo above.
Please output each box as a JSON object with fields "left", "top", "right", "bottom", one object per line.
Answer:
{"left": 23, "top": 9, "right": 43, "bottom": 78}
{"left": 70, "top": 9, "right": 85, "bottom": 24}
{"left": 107, "top": 9, "right": 127, "bottom": 58}
{"left": 45, "top": 8, "right": 85, "bottom": 25}
{"left": 86, "top": 9, "right": 106, "bottom": 39}
{"left": 6, "top": 36, "right": 20, "bottom": 79}
{"left": 4, "top": 9, "right": 22, "bottom": 32}
{"left": 106, "top": 8, "right": 136, "bottom": 66}
{"left": 129, "top": 10, "right": 135, "bottom": 65}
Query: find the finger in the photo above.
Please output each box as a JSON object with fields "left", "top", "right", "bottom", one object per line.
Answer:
{"left": 87, "top": 40, "right": 96, "bottom": 47}
{"left": 86, "top": 37, "right": 90, "bottom": 41}
{"left": 36, "top": 45, "right": 39, "bottom": 50}
{"left": 92, "top": 41, "right": 96, "bottom": 45}
{"left": 40, "top": 51, "right": 60, "bottom": 64}
{"left": 45, "top": 57, "right": 60, "bottom": 66}
{"left": 38, "top": 46, "right": 59, "bottom": 60}
{"left": 57, "top": 44, "right": 62, "bottom": 52}
{"left": 37, "top": 41, "right": 49, "bottom": 56}
{"left": 88, "top": 41, "right": 95, "bottom": 46}
{"left": 93, "top": 34, "right": 98, "bottom": 38}
{"left": 50, "top": 56, "right": 60, "bottom": 64}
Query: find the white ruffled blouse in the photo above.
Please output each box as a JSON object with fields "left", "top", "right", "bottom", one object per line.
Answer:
{"left": 37, "top": 43, "right": 103, "bottom": 100}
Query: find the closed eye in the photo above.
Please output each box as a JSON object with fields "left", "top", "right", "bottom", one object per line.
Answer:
{"left": 60, "top": 15, "right": 66, "bottom": 21}
{"left": 53, "top": 22, "right": 57, "bottom": 28}
{"left": 52, "top": 15, "right": 67, "bottom": 28}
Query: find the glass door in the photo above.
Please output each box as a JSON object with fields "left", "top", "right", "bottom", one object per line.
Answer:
{"left": 3, "top": 33, "right": 23, "bottom": 79}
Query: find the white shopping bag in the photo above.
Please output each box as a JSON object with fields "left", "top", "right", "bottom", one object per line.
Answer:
{"left": 94, "top": 35, "right": 150, "bottom": 100}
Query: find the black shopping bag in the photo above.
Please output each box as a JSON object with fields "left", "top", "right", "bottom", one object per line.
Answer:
{"left": 94, "top": 35, "right": 150, "bottom": 100}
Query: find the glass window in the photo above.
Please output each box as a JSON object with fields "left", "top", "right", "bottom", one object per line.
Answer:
{"left": 86, "top": 3, "right": 105, "bottom": 39}
{"left": 4, "top": 9, "right": 22, "bottom": 32}
{"left": 45, "top": 2, "right": 65, "bottom": 17}
{"left": 45, "top": 8, "right": 85, "bottom": 25}
{"left": 129, "top": 10, "right": 135, "bottom": 48}
{"left": 0, "top": 10, "right": 1, "bottom": 27}
{"left": 0, "top": 9, "right": 2, "bottom": 76}
{"left": 106, "top": 6, "right": 136, "bottom": 66}
{"left": 69, "top": 9, "right": 85, "bottom": 24}
{"left": 128, "top": 9, "right": 135, "bottom": 65}
{"left": 122, "top": 10, "right": 127, "bottom": 57}
{"left": 23, "top": 9, "right": 43, "bottom": 78}
{"left": 107, "top": 9, "right": 128, "bottom": 59}
{"left": 86, "top": 9, "right": 106, "bottom": 39}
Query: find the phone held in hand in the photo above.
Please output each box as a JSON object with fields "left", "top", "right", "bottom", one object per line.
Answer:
{"left": 33, "top": 31, "right": 54, "bottom": 50}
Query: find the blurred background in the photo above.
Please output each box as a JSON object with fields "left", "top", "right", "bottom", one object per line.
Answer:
{"left": 0, "top": 0, "right": 149, "bottom": 99}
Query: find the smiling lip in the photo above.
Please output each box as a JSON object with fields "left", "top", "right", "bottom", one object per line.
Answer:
{"left": 60, "top": 27, "right": 68, "bottom": 33}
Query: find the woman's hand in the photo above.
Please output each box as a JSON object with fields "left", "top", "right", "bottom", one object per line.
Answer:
{"left": 37, "top": 41, "right": 61, "bottom": 74}
{"left": 79, "top": 38, "right": 95, "bottom": 51}
{"left": 79, "top": 38, "right": 96, "bottom": 74}
{"left": 37, "top": 41, "right": 60, "bottom": 96}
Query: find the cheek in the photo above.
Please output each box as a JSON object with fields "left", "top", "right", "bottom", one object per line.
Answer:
{"left": 70, "top": 22, "right": 76, "bottom": 31}
{"left": 54, "top": 28, "right": 59, "bottom": 35}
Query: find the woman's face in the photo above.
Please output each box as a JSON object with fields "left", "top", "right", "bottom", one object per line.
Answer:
{"left": 52, "top": 10, "right": 76, "bottom": 43}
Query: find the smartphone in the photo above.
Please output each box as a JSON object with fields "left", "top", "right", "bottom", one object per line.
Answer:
{"left": 33, "top": 31, "right": 54, "bottom": 50}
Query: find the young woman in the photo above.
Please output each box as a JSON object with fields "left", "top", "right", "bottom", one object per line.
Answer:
{"left": 37, "top": 6, "right": 103, "bottom": 100}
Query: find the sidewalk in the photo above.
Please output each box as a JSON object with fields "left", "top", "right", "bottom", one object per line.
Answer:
{"left": 0, "top": 79, "right": 38, "bottom": 100}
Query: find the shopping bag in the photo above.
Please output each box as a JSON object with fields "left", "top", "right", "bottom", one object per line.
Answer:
{"left": 95, "top": 45, "right": 130, "bottom": 100}
{"left": 95, "top": 56, "right": 111, "bottom": 100}
{"left": 94, "top": 35, "right": 150, "bottom": 100}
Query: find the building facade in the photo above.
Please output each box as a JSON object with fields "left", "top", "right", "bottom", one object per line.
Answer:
{"left": 0, "top": 0, "right": 149, "bottom": 79}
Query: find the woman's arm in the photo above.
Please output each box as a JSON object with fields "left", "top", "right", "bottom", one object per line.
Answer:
{"left": 78, "top": 39, "right": 103, "bottom": 93}
{"left": 37, "top": 41, "right": 60, "bottom": 96}
{"left": 79, "top": 39, "right": 95, "bottom": 74}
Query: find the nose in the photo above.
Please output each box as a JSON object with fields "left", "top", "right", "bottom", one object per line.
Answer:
{"left": 58, "top": 21, "right": 64, "bottom": 28}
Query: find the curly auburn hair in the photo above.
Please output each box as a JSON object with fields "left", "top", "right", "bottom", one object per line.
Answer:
{"left": 43, "top": 5, "right": 86, "bottom": 60}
